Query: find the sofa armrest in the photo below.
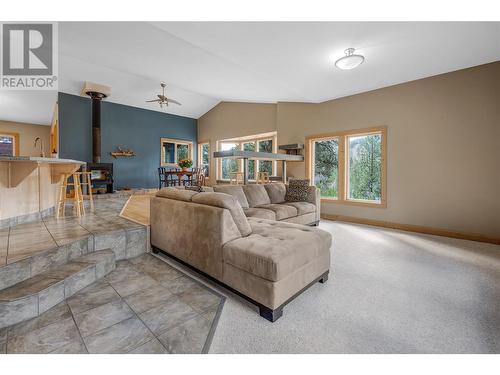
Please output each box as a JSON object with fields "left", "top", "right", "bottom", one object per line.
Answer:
{"left": 306, "top": 186, "right": 321, "bottom": 222}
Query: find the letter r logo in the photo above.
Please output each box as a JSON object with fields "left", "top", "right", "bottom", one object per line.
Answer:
{"left": 2, "top": 24, "right": 53, "bottom": 75}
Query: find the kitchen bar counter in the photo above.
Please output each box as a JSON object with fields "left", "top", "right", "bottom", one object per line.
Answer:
{"left": 0, "top": 157, "right": 85, "bottom": 227}
{"left": 0, "top": 156, "right": 84, "bottom": 163}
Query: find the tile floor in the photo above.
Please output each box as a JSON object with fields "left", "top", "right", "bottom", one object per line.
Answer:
{"left": 0, "top": 198, "right": 144, "bottom": 266}
{"left": 0, "top": 197, "right": 225, "bottom": 354}
{"left": 1, "top": 254, "right": 224, "bottom": 354}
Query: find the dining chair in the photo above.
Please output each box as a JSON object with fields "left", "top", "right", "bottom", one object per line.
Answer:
{"left": 189, "top": 167, "right": 201, "bottom": 186}
{"left": 159, "top": 167, "right": 180, "bottom": 188}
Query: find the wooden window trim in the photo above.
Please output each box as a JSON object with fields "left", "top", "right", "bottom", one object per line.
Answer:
{"left": 160, "top": 138, "right": 193, "bottom": 167}
{"left": 306, "top": 126, "right": 387, "bottom": 208}
{"left": 0, "top": 131, "right": 20, "bottom": 156}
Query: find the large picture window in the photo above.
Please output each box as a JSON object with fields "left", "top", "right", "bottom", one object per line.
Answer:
{"left": 160, "top": 138, "right": 193, "bottom": 166}
{"left": 306, "top": 127, "right": 386, "bottom": 207}
{"left": 216, "top": 133, "right": 277, "bottom": 180}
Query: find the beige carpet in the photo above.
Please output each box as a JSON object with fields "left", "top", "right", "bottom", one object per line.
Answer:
{"left": 167, "top": 220, "right": 500, "bottom": 353}
{"left": 120, "top": 195, "right": 152, "bottom": 226}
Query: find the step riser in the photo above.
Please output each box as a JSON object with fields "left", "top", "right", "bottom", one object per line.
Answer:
{"left": 0, "top": 252, "right": 116, "bottom": 329}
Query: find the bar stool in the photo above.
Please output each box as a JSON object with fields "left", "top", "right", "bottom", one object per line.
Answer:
{"left": 230, "top": 172, "right": 244, "bottom": 185}
{"left": 56, "top": 173, "right": 85, "bottom": 218}
{"left": 75, "top": 171, "right": 94, "bottom": 211}
{"left": 257, "top": 172, "right": 270, "bottom": 184}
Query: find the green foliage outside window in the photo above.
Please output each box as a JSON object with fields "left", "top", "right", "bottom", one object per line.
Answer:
{"left": 201, "top": 144, "right": 210, "bottom": 176}
{"left": 348, "top": 134, "right": 381, "bottom": 201}
{"left": 177, "top": 144, "right": 189, "bottom": 161}
{"left": 243, "top": 142, "right": 256, "bottom": 180}
{"left": 313, "top": 139, "right": 339, "bottom": 198}
{"left": 258, "top": 140, "right": 273, "bottom": 175}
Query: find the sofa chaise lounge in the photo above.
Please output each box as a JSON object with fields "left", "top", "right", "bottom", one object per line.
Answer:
{"left": 150, "top": 187, "right": 332, "bottom": 322}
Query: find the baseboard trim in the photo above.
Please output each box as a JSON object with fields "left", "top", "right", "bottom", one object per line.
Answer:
{"left": 321, "top": 213, "right": 500, "bottom": 245}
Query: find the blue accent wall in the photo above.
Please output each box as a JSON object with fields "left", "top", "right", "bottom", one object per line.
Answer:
{"left": 58, "top": 92, "right": 197, "bottom": 189}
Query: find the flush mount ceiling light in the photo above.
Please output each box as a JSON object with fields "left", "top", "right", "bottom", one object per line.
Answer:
{"left": 335, "top": 48, "right": 365, "bottom": 70}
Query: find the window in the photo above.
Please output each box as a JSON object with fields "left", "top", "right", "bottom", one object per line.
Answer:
{"left": 198, "top": 142, "right": 210, "bottom": 177}
{"left": 0, "top": 132, "right": 19, "bottom": 156}
{"left": 306, "top": 127, "right": 386, "bottom": 207}
{"left": 258, "top": 139, "right": 273, "bottom": 175}
{"left": 220, "top": 142, "right": 239, "bottom": 180}
{"left": 348, "top": 133, "right": 382, "bottom": 202}
{"left": 312, "top": 138, "right": 339, "bottom": 199}
{"left": 216, "top": 133, "right": 277, "bottom": 180}
{"left": 160, "top": 138, "right": 193, "bottom": 166}
{"left": 243, "top": 141, "right": 256, "bottom": 180}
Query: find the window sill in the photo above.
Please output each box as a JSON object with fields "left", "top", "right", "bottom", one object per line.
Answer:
{"left": 320, "top": 197, "right": 386, "bottom": 208}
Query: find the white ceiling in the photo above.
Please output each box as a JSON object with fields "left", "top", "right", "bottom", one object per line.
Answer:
{"left": 2, "top": 22, "right": 499, "bottom": 125}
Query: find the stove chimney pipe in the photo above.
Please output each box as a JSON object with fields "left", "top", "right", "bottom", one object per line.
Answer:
{"left": 87, "top": 92, "right": 105, "bottom": 163}
{"left": 82, "top": 82, "right": 111, "bottom": 164}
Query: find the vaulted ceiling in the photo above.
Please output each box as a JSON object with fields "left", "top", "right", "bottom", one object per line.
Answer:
{"left": 2, "top": 22, "right": 499, "bottom": 125}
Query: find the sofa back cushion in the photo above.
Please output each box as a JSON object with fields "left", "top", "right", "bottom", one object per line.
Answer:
{"left": 192, "top": 192, "right": 252, "bottom": 237}
{"left": 242, "top": 185, "right": 271, "bottom": 207}
{"left": 213, "top": 185, "right": 249, "bottom": 209}
{"left": 156, "top": 187, "right": 198, "bottom": 202}
{"left": 263, "top": 183, "right": 286, "bottom": 204}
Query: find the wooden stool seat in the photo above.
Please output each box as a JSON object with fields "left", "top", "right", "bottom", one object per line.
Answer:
{"left": 230, "top": 172, "right": 244, "bottom": 185}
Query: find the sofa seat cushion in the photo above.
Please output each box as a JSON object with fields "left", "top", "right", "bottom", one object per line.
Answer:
{"left": 280, "top": 201, "right": 316, "bottom": 216}
{"left": 223, "top": 219, "right": 332, "bottom": 282}
{"left": 256, "top": 204, "right": 298, "bottom": 220}
{"left": 192, "top": 192, "right": 252, "bottom": 237}
{"left": 213, "top": 185, "right": 250, "bottom": 209}
{"left": 263, "top": 183, "right": 286, "bottom": 204}
{"left": 243, "top": 208, "right": 276, "bottom": 220}
{"left": 242, "top": 185, "right": 271, "bottom": 207}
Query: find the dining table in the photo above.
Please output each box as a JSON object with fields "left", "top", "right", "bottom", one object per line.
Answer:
{"left": 164, "top": 169, "right": 194, "bottom": 186}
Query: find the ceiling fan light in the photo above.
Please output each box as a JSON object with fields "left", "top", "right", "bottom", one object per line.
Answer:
{"left": 335, "top": 48, "right": 365, "bottom": 70}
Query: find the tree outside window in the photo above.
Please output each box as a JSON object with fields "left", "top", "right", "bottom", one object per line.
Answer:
{"left": 313, "top": 138, "right": 338, "bottom": 198}
{"left": 348, "top": 134, "right": 382, "bottom": 201}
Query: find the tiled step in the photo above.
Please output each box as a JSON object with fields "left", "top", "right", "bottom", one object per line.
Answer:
{"left": 0, "top": 225, "right": 147, "bottom": 291}
{"left": 0, "top": 249, "right": 115, "bottom": 329}
{"left": 0, "top": 237, "right": 92, "bottom": 291}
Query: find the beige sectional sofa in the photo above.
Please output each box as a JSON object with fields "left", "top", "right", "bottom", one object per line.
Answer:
{"left": 150, "top": 187, "right": 331, "bottom": 322}
{"left": 213, "top": 183, "right": 320, "bottom": 226}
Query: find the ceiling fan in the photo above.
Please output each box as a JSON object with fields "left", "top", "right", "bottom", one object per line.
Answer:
{"left": 146, "top": 82, "right": 181, "bottom": 108}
